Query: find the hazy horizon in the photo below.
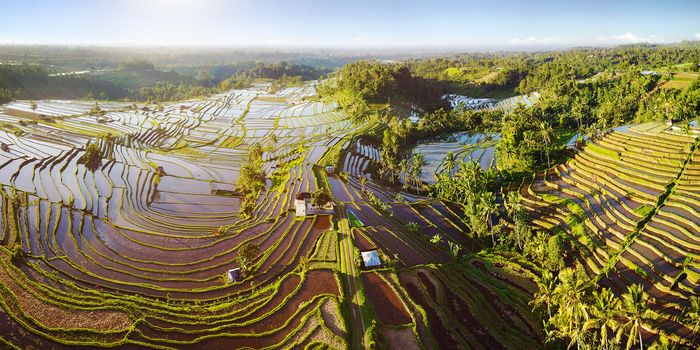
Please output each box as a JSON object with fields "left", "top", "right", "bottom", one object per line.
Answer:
{"left": 0, "top": 0, "right": 698, "bottom": 50}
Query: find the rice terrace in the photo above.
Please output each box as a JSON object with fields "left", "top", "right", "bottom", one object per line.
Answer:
{"left": 1, "top": 1, "right": 700, "bottom": 349}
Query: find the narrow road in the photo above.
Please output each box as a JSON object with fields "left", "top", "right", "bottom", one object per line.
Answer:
{"left": 337, "top": 204, "right": 366, "bottom": 350}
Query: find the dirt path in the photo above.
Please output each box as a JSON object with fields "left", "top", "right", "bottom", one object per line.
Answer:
{"left": 338, "top": 204, "right": 367, "bottom": 349}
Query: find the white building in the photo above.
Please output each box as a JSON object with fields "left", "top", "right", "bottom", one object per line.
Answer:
{"left": 294, "top": 192, "right": 335, "bottom": 217}
{"left": 294, "top": 192, "right": 312, "bottom": 216}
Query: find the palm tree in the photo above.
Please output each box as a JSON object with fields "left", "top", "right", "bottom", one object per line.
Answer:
{"left": 583, "top": 288, "right": 621, "bottom": 349}
{"left": 399, "top": 159, "right": 408, "bottom": 189}
{"left": 442, "top": 151, "right": 457, "bottom": 175}
{"left": 269, "top": 133, "right": 279, "bottom": 146}
{"left": 410, "top": 152, "right": 426, "bottom": 195}
{"left": 684, "top": 296, "right": 700, "bottom": 344}
{"left": 553, "top": 268, "right": 590, "bottom": 350}
{"left": 617, "top": 284, "right": 657, "bottom": 350}
{"left": 530, "top": 270, "right": 558, "bottom": 319}
{"left": 539, "top": 121, "right": 554, "bottom": 168}
{"left": 506, "top": 191, "right": 523, "bottom": 221}
{"left": 585, "top": 123, "right": 599, "bottom": 142}
{"left": 478, "top": 192, "right": 499, "bottom": 246}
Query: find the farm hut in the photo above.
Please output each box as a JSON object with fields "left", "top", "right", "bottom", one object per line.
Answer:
{"left": 226, "top": 268, "right": 242, "bottom": 283}
{"left": 325, "top": 165, "right": 335, "bottom": 174}
{"left": 295, "top": 192, "right": 312, "bottom": 216}
{"left": 361, "top": 250, "right": 382, "bottom": 268}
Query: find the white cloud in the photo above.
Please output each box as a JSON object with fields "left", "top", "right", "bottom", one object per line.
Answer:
{"left": 695, "top": 32, "right": 700, "bottom": 39}
{"left": 351, "top": 36, "right": 368, "bottom": 44}
{"left": 509, "top": 36, "right": 566, "bottom": 45}
{"left": 508, "top": 32, "right": 681, "bottom": 47}
{"left": 600, "top": 32, "right": 668, "bottom": 44}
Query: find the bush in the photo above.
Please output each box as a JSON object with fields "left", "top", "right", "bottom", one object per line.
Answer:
{"left": 77, "top": 142, "right": 102, "bottom": 171}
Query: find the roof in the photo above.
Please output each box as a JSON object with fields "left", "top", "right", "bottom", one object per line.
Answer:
{"left": 361, "top": 250, "right": 382, "bottom": 267}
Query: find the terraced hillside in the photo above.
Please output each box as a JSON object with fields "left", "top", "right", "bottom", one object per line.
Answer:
{"left": 0, "top": 81, "right": 544, "bottom": 349}
{"left": 0, "top": 82, "right": 351, "bottom": 349}
{"left": 519, "top": 125, "right": 700, "bottom": 345}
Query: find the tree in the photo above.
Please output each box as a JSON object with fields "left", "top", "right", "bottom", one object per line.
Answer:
{"left": 237, "top": 143, "right": 266, "bottom": 218}
{"left": 78, "top": 142, "right": 102, "bottom": 171}
{"left": 399, "top": 158, "right": 408, "bottom": 189}
{"left": 553, "top": 268, "right": 589, "bottom": 350}
{"left": 648, "top": 335, "right": 677, "bottom": 350}
{"left": 617, "top": 284, "right": 657, "bottom": 350}
{"left": 269, "top": 133, "right": 279, "bottom": 146}
{"left": 236, "top": 242, "right": 260, "bottom": 275}
{"left": 442, "top": 151, "right": 457, "bottom": 175}
{"left": 506, "top": 191, "right": 523, "bottom": 220}
{"left": 685, "top": 296, "right": 700, "bottom": 344}
{"left": 583, "top": 288, "right": 621, "bottom": 349}
{"left": 312, "top": 190, "right": 332, "bottom": 207}
{"left": 479, "top": 191, "right": 499, "bottom": 246}
{"left": 30, "top": 101, "right": 37, "bottom": 114}
{"left": 539, "top": 121, "right": 554, "bottom": 168}
{"left": 410, "top": 152, "right": 426, "bottom": 194}
{"left": 531, "top": 270, "right": 558, "bottom": 319}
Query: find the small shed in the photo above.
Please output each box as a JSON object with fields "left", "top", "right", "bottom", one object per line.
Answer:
{"left": 226, "top": 268, "right": 242, "bottom": 283}
{"left": 325, "top": 165, "right": 335, "bottom": 174}
{"left": 361, "top": 250, "right": 382, "bottom": 268}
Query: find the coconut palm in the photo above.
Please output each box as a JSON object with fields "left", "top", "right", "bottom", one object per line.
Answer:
{"left": 583, "top": 287, "right": 621, "bottom": 348}
{"left": 442, "top": 151, "right": 457, "bottom": 175}
{"left": 478, "top": 191, "right": 499, "bottom": 246}
{"left": 399, "top": 159, "right": 408, "bottom": 189}
{"left": 410, "top": 152, "right": 426, "bottom": 195}
{"left": 617, "top": 284, "right": 657, "bottom": 350}
{"left": 269, "top": 133, "right": 279, "bottom": 146}
{"left": 553, "top": 268, "right": 590, "bottom": 350}
{"left": 684, "top": 296, "right": 700, "bottom": 344}
{"left": 506, "top": 191, "right": 523, "bottom": 220}
{"left": 539, "top": 121, "right": 554, "bottom": 168}
{"left": 530, "top": 270, "right": 558, "bottom": 319}
{"left": 648, "top": 334, "right": 676, "bottom": 350}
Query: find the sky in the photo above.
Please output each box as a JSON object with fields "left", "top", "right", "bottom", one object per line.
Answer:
{"left": 0, "top": 0, "right": 698, "bottom": 49}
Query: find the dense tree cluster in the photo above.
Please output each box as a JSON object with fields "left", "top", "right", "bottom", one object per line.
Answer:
{"left": 133, "top": 81, "right": 214, "bottom": 102}
{"left": 0, "top": 64, "right": 128, "bottom": 101}
{"left": 77, "top": 142, "right": 103, "bottom": 172}
{"left": 236, "top": 143, "right": 266, "bottom": 219}
{"left": 0, "top": 60, "right": 329, "bottom": 104}
{"left": 318, "top": 60, "right": 450, "bottom": 121}
{"left": 431, "top": 160, "right": 502, "bottom": 245}
{"left": 529, "top": 268, "right": 696, "bottom": 350}
{"left": 219, "top": 61, "right": 329, "bottom": 90}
